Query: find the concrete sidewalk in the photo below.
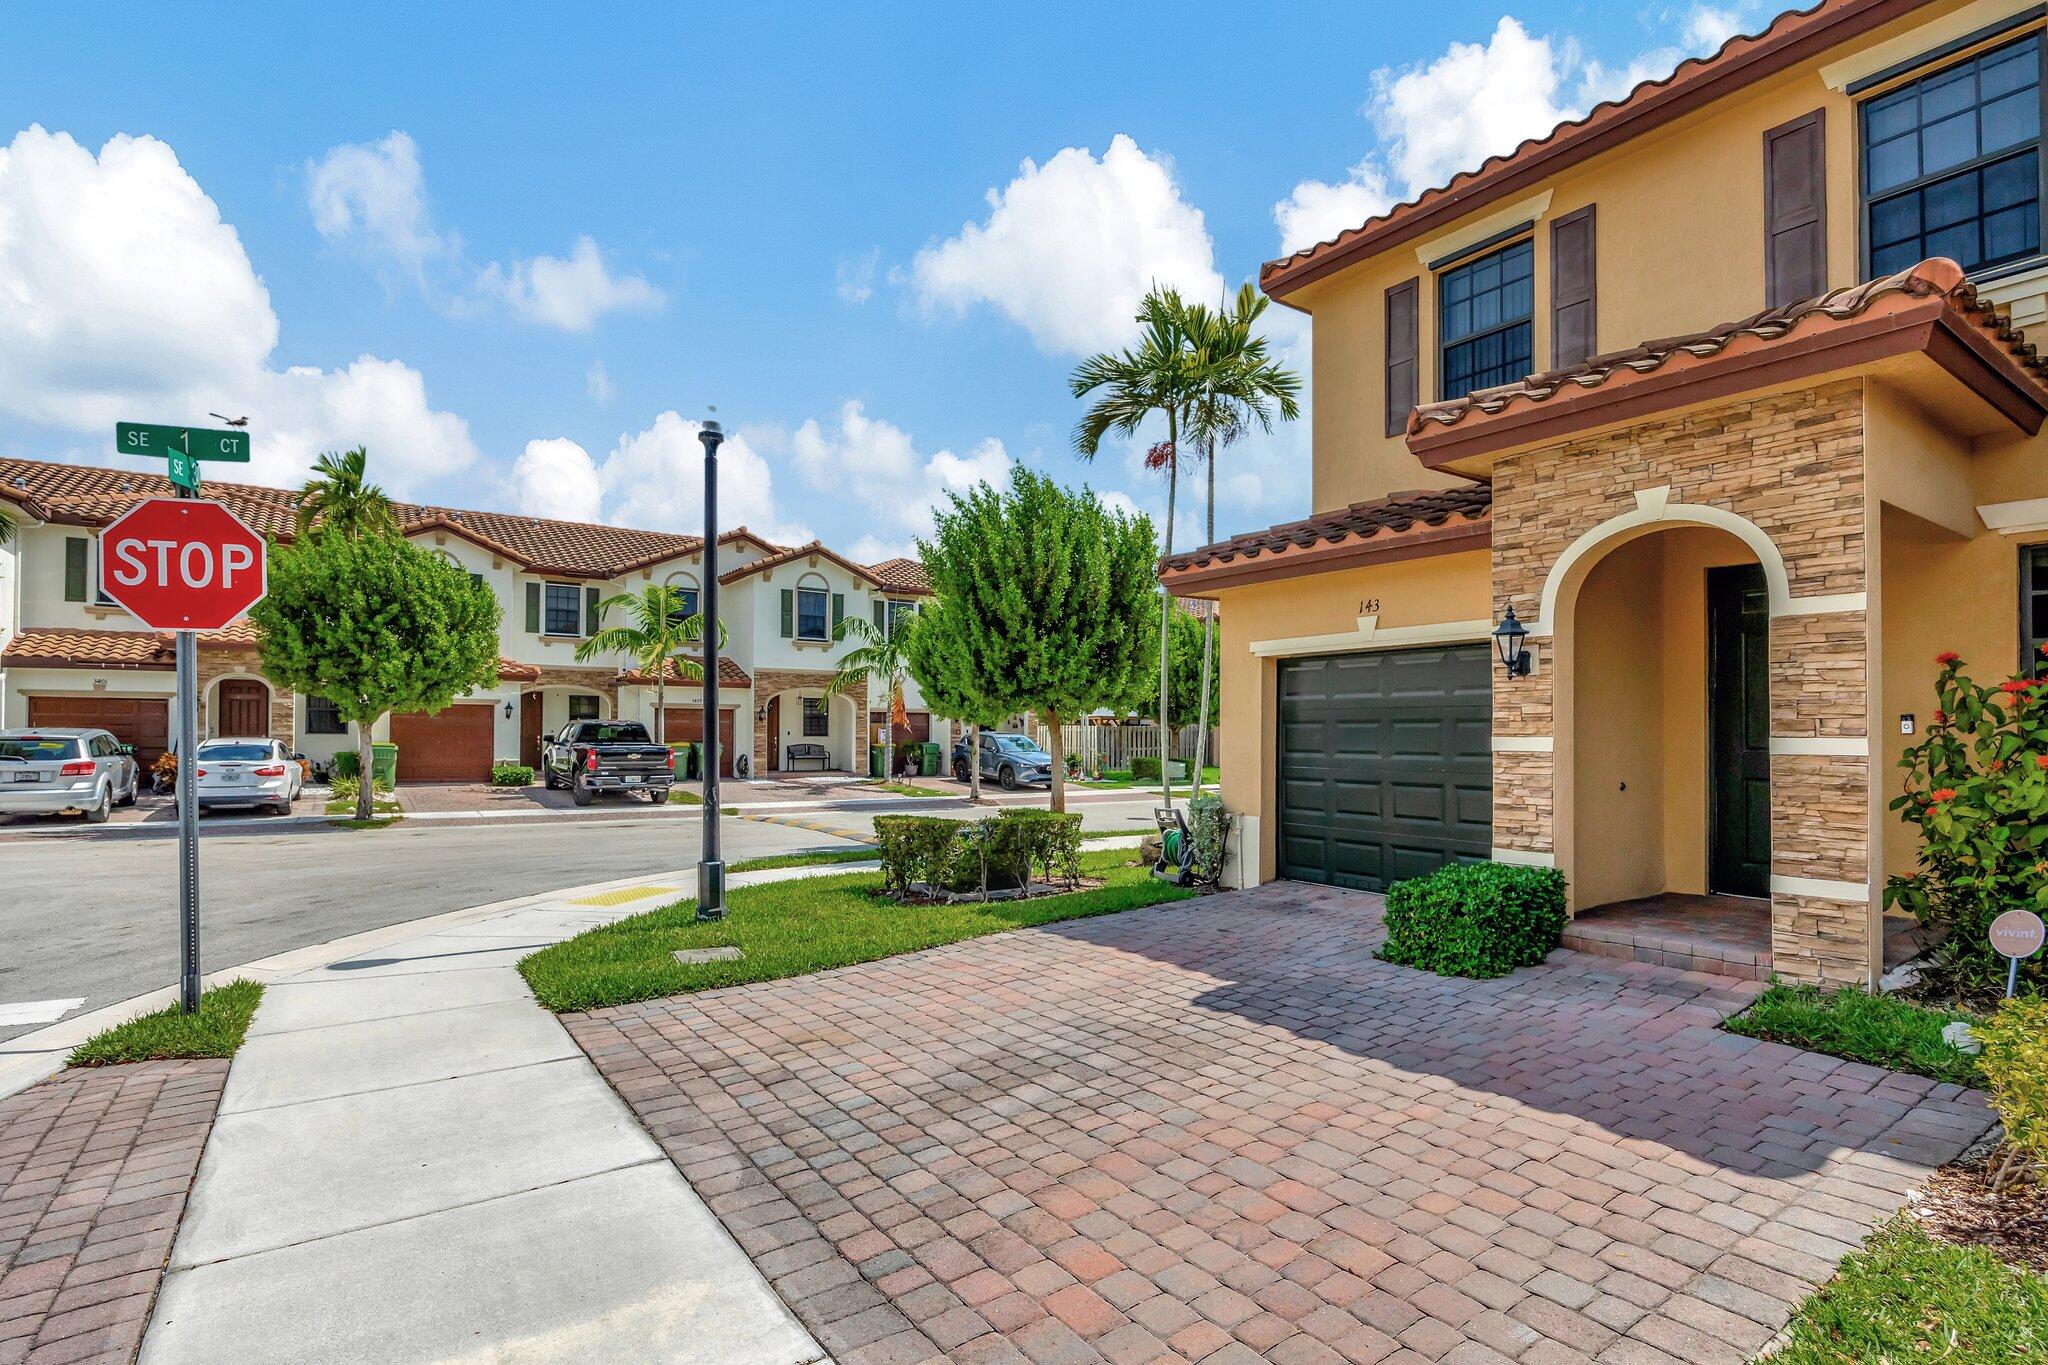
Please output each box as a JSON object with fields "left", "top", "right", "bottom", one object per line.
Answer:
{"left": 138, "top": 872, "right": 825, "bottom": 1365}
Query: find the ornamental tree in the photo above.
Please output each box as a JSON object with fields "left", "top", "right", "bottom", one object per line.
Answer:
{"left": 252, "top": 531, "right": 500, "bottom": 819}
{"left": 1886, "top": 649, "right": 2048, "bottom": 1002}
{"left": 914, "top": 467, "right": 1157, "bottom": 812}
{"left": 903, "top": 592, "right": 1014, "bottom": 804}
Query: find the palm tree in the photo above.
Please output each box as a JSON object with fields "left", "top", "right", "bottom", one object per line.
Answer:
{"left": 576, "top": 584, "right": 717, "bottom": 745}
{"left": 295, "top": 446, "right": 397, "bottom": 540}
{"left": 1180, "top": 284, "right": 1303, "bottom": 799}
{"left": 829, "top": 612, "right": 916, "bottom": 784}
{"left": 0, "top": 506, "right": 13, "bottom": 547}
{"left": 1072, "top": 285, "right": 1199, "bottom": 807}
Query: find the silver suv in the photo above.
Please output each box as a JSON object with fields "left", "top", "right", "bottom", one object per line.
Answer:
{"left": 0, "top": 728, "right": 141, "bottom": 823}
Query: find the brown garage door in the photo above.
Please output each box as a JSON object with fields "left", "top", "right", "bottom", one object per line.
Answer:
{"left": 870, "top": 710, "right": 930, "bottom": 775}
{"left": 27, "top": 696, "right": 171, "bottom": 769}
{"left": 663, "top": 706, "right": 737, "bottom": 776}
{"left": 390, "top": 703, "right": 496, "bottom": 783}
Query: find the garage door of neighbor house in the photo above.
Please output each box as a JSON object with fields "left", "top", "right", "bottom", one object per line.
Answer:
{"left": 27, "top": 697, "right": 171, "bottom": 769}
{"left": 390, "top": 703, "right": 496, "bottom": 783}
{"left": 1276, "top": 645, "right": 1492, "bottom": 891}
{"left": 663, "top": 707, "right": 738, "bottom": 777}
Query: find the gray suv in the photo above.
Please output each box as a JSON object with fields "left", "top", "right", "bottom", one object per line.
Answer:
{"left": 0, "top": 728, "right": 141, "bottom": 823}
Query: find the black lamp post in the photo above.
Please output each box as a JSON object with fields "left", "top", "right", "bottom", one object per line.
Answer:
{"left": 1493, "top": 604, "right": 1532, "bottom": 679}
{"left": 696, "top": 419, "right": 726, "bottom": 922}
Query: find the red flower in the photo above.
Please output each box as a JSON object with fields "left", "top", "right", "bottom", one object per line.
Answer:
{"left": 1933, "top": 709, "right": 1948, "bottom": 725}
{"left": 1936, "top": 651, "right": 1962, "bottom": 666}
{"left": 1998, "top": 680, "right": 2038, "bottom": 696}
{"left": 1930, "top": 788, "right": 1958, "bottom": 803}
{"left": 2037, "top": 755, "right": 2048, "bottom": 770}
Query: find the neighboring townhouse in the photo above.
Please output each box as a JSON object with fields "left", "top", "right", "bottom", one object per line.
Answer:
{"left": 1162, "top": 0, "right": 2048, "bottom": 988}
{"left": 0, "top": 456, "right": 942, "bottom": 781}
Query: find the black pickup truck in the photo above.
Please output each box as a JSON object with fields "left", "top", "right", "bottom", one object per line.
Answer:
{"left": 540, "top": 720, "right": 675, "bottom": 805}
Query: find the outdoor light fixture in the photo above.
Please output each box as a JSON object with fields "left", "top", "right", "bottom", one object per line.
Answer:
{"left": 503, "top": 700, "right": 514, "bottom": 719}
{"left": 1493, "top": 605, "right": 1532, "bottom": 679}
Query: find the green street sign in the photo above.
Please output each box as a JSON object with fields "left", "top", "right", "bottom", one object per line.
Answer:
{"left": 115, "top": 422, "right": 252, "bottom": 463}
{"left": 166, "top": 451, "right": 201, "bottom": 492}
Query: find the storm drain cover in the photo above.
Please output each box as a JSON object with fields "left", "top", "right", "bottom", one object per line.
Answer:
{"left": 673, "top": 946, "right": 745, "bottom": 965}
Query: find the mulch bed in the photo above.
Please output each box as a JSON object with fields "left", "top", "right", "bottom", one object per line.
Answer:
{"left": 1906, "top": 1145, "right": 2048, "bottom": 1275}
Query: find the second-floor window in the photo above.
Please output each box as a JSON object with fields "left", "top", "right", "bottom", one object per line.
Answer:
{"left": 885, "top": 599, "right": 917, "bottom": 637}
{"left": 1864, "top": 34, "right": 2042, "bottom": 278}
{"left": 2025, "top": 544, "right": 2048, "bottom": 677}
{"left": 544, "top": 583, "right": 582, "bottom": 635}
{"left": 1439, "top": 238, "right": 1534, "bottom": 401}
{"left": 797, "top": 587, "right": 829, "bottom": 641}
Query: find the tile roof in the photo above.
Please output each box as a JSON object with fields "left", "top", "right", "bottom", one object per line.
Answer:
{"left": 867, "top": 556, "right": 933, "bottom": 595}
{"left": 0, "top": 456, "right": 710, "bottom": 579}
{"left": 1261, "top": 0, "right": 1926, "bottom": 299}
{"left": 717, "top": 539, "right": 886, "bottom": 588}
{"left": 617, "top": 657, "right": 754, "bottom": 688}
{"left": 1408, "top": 258, "right": 2048, "bottom": 448}
{"left": 1159, "top": 486, "right": 1492, "bottom": 592}
{"left": 496, "top": 659, "right": 543, "bottom": 683}
{"left": 1, "top": 627, "right": 175, "bottom": 671}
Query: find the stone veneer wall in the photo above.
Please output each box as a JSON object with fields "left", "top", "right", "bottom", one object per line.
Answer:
{"left": 752, "top": 667, "right": 870, "bottom": 774}
{"left": 1489, "top": 378, "right": 1872, "bottom": 984}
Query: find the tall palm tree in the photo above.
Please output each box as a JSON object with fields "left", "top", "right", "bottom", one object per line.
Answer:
{"left": 828, "top": 612, "right": 916, "bottom": 783}
{"left": 295, "top": 446, "right": 397, "bottom": 540}
{"left": 1180, "top": 284, "right": 1303, "bottom": 799}
{"left": 1072, "top": 285, "right": 1199, "bottom": 807}
{"left": 576, "top": 583, "right": 717, "bottom": 745}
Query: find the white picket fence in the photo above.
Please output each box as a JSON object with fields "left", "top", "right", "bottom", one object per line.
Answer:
{"left": 1058, "top": 724, "right": 1214, "bottom": 775}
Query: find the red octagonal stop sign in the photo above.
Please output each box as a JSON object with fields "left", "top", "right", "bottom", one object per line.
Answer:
{"left": 98, "top": 498, "right": 267, "bottom": 632}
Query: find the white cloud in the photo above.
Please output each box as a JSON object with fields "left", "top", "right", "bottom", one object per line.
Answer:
{"left": 474, "top": 235, "right": 664, "bottom": 333}
{"left": 1273, "top": 7, "right": 1754, "bottom": 254}
{"left": 912, "top": 134, "right": 1223, "bottom": 354}
{"left": 585, "top": 358, "right": 616, "bottom": 405}
{"left": 835, "top": 247, "right": 880, "bottom": 304}
{"left": 509, "top": 437, "right": 603, "bottom": 523}
{"left": 308, "top": 135, "right": 662, "bottom": 332}
{"left": 785, "top": 401, "right": 1011, "bottom": 543}
{"left": 0, "top": 126, "right": 475, "bottom": 497}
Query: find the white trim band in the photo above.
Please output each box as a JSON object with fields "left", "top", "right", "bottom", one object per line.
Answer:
{"left": 1819, "top": 0, "right": 2036, "bottom": 91}
{"left": 1492, "top": 735, "right": 1554, "bottom": 753}
{"left": 1777, "top": 592, "right": 1867, "bottom": 618}
{"left": 1978, "top": 496, "right": 2048, "bottom": 536}
{"left": 1249, "top": 615, "right": 1493, "bottom": 660}
{"left": 1767, "top": 736, "right": 1870, "bottom": 757}
{"left": 1770, "top": 874, "right": 1870, "bottom": 903}
{"left": 1491, "top": 847, "right": 1556, "bottom": 868}
{"left": 1412, "top": 190, "right": 1553, "bottom": 266}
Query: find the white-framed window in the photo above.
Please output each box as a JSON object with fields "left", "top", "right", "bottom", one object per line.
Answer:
{"left": 544, "top": 583, "right": 583, "bottom": 635}
{"left": 1438, "top": 238, "right": 1534, "bottom": 400}
{"left": 663, "top": 572, "right": 700, "bottom": 624}
{"left": 802, "top": 696, "right": 830, "bottom": 737}
{"left": 796, "top": 573, "right": 830, "bottom": 642}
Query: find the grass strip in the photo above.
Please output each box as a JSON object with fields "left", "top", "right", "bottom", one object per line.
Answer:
{"left": 1772, "top": 1219, "right": 2048, "bottom": 1363}
{"left": 727, "top": 848, "right": 878, "bottom": 873}
{"left": 520, "top": 849, "right": 1193, "bottom": 1012}
{"left": 68, "top": 980, "right": 264, "bottom": 1066}
{"left": 1722, "top": 983, "right": 1983, "bottom": 1086}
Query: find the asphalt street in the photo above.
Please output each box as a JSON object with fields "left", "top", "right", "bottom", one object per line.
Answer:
{"left": 0, "top": 794, "right": 1163, "bottom": 1043}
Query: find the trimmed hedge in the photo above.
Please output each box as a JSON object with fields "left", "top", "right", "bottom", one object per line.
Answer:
{"left": 1378, "top": 862, "right": 1567, "bottom": 979}
{"left": 1979, "top": 996, "right": 2048, "bottom": 1169}
{"left": 873, "top": 809, "right": 1083, "bottom": 899}
{"left": 490, "top": 761, "right": 535, "bottom": 787}
{"left": 1131, "top": 755, "right": 1161, "bottom": 780}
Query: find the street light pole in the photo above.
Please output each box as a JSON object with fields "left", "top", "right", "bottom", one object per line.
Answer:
{"left": 696, "top": 419, "right": 726, "bottom": 921}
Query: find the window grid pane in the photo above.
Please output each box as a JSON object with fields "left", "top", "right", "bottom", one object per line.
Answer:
{"left": 2027, "top": 546, "right": 2048, "bottom": 677}
{"left": 1438, "top": 239, "right": 1534, "bottom": 401}
{"left": 796, "top": 588, "right": 828, "bottom": 640}
{"left": 544, "top": 584, "right": 581, "bottom": 635}
{"left": 802, "top": 697, "right": 829, "bottom": 737}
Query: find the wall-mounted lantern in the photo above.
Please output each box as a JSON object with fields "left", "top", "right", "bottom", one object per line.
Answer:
{"left": 503, "top": 699, "right": 514, "bottom": 719}
{"left": 1493, "top": 605, "right": 1532, "bottom": 679}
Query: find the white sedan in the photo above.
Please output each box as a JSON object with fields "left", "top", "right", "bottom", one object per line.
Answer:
{"left": 193, "top": 738, "right": 304, "bottom": 815}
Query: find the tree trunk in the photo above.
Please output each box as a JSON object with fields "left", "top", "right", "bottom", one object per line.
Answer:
{"left": 654, "top": 662, "right": 666, "bottom": 746}
{"left": 968, "top": 722, "right": 983, "bottom": 802}
{"left": 1045, "top": 713, "right": 1065, "bottom": 814}
{"left": 1192, "top": 429, "right": 1217, "bottom": 801}
{"left": 355, "top": 717, "right": 376, "bottom": 821}
{"left": 1158, "top": 410, "right": 1178, "bottom": 809}
{"left": 883, "top": 684, "right": 894, "bottom": 787}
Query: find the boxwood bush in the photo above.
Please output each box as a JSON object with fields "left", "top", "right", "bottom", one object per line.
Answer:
{"left": 1131, "top": 755, "right": 1161, "bottom": 781}
{"left": 490, "top": 761, "right": 535, "bottom": 787}
{"left": 873, "top": 809, "right": 1084, "bottom": 899}
{"left": 1378, "top": 862, "right": 1568, "bottom": 979}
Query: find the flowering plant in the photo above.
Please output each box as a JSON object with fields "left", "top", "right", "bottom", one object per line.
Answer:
{"left": 1886, "top": 650, "right": 2048, "bottom": 1001}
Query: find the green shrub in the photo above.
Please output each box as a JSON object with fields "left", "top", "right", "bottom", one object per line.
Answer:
{"left": 872, "top": 810, "right": 1083, "bottom": 897}
{"left": 490, "top": 761, "right": 534, "bottom": 787}
{"left": 1379, "top": 862, "right": 1567, "bottom": 979}
{"left": 1131, "top": 755, "right": 1162, "bottom": 781}
{"left": 994, "top": 808, "right": 1083, "bottom": 887}
{"left": 1978, "top": 996, "right": 2048, "bottom": 1170}
{"left": 873, "top": 815, "right": 968, "bottom": 895}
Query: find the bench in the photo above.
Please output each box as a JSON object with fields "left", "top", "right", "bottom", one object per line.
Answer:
{"left": 783, "top": 743, "right": 832, "bottom": 772}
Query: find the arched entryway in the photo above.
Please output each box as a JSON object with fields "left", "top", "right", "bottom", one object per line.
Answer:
{"left": 760, "top": 688, "right": 861, "bottom": 773}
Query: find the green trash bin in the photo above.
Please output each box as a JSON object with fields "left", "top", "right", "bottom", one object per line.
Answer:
{"left": 869, "top": 745, "right": 886, "bottom": 778}
{"left": 687, "top": 742, "right": 703, "bottom": 780}
{"left": 920, "top": 741, "right": 941, "bottom": 776}
{"left": 370, "top": 743, "right": 399, "bottom": 789}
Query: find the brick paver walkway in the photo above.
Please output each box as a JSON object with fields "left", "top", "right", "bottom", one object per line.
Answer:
{"left": 568, "top": 883, "right": 1995, "bottom": 1365}
{"left": 0, "top": 1061, "right": 227, "bottom": 1365}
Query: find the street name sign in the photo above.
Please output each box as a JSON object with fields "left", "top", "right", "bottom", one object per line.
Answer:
{"left": 96, "top": 499, "right": 267, "bottom": 633}
{"left": 115, "top": 421, "right": 252, "bottom": 463}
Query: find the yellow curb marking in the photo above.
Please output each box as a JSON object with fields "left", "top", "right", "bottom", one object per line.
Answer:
{"left": 569, "top": 884, "right": 682, "bottom": 907}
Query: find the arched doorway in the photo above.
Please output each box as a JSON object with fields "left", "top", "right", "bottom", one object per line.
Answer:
{"left": 215, "top": 678, "right": 270, "bottom": 739}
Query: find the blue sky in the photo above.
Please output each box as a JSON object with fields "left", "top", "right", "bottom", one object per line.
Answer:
{"left": 0, "top": 1, "right": 1763, "bottom": 560}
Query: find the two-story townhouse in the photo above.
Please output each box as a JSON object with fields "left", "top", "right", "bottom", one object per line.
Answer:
{"left": 1162, "top": 0, "right": 2048, "bottom": 988}
{"left": 0, "top": 456, "right": 942, "bottom": 783}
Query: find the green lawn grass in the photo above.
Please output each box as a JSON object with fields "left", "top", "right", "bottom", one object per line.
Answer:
{"left": 68, "top": 980, "right": 264, "bottom": 1066}
{"left": 665, "top": 790, "right": 737, "bottom": 813}
{"left": 519, "top": 849, "right": 1195, "bottom": 1012}
{"left": 1080, "top": 766, "right": 1220, "bottom": 793}
{"left": 860, "top": 781, "right": 940, "bottom": 798}
{"left": 1773, "top": 1219, "right": 2048, "bottom": 1363}
{"left": 326, "top": 797, "right": 400, "bottom": 816}
{"left": 1722, "top": 983, "right": 1983, "bottom": 1086}
{"left": 727, "top": 848, "right": 878, "bottom": 873}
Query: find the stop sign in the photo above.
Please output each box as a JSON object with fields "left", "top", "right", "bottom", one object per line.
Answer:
{"left": 98, "top": 498, "right": 267, "bottom": 632}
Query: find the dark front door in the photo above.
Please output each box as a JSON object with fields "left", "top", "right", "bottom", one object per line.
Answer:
{"left": 1276, "top": 645, "right": 1493, "bottom": 892}
{"left": 1708, "top": 564, "right": 1772, "bottom": 898}
{"left": 519, "top": 691, "right": 543, "bottom": 770}
{"left": 765, "top": 695, "right": 781, "bottom": 770}
{"left": 217, "top": 680, "right": 268, "bottom": 737}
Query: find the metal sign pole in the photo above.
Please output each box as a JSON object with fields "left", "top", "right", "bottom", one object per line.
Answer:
{"left": 696, "top": 420, "right": 726, "bottom": 922}
{"left": 174, "top": 479, "right": 201, "bottom": 1013}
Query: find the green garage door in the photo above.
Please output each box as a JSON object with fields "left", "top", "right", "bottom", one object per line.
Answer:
{"left": 1277, "top": 645, "right": 1492, "bottom": 891}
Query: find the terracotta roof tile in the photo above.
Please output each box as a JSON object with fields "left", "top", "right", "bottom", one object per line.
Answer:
{"left": 496, "top": 659, "right": 542, "bottom": 683}
{"left": 1408, "top": 258, "right": 2048, "bottom": 441}
{"left": 617, "top": 657, "right": 753, "bottom": 688}
{"left": 718, "top": 539, "right": 885, "bottom": 588}
{"left": 1160, "top": 486, "right": 1492, "bottom": 591}
{"left": 1262, "top": 0, "right": 1924, "bottom": 299}
{"left": 2, "top": 627, "right": 175, "bottom": 670}
{"left": 868, "top": 556, "right": 932, "bottom": 595}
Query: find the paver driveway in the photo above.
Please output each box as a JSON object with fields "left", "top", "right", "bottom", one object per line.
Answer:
{"left": 568, "top": 882, "right": 1994, "bottom": 1365}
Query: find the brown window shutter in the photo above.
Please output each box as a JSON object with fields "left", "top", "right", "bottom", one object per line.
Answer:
{"left": 1550, "top": 206, "right": 1597, "bottom": 368}
{"left": 1764, "top": 110, "right": 1827, "bottom": 307}
{"left": 1384, "top": 278, "right": 1419, "bottom": 436}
